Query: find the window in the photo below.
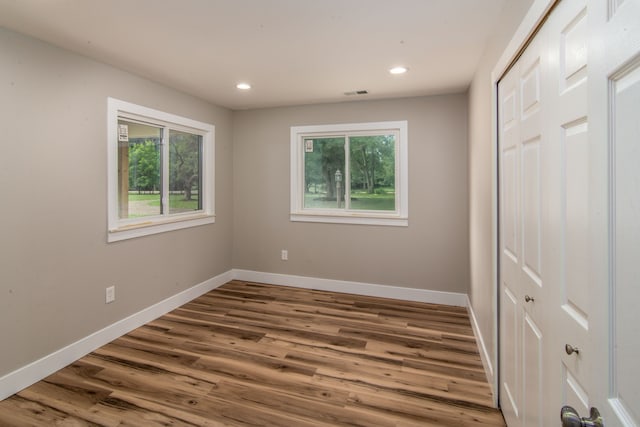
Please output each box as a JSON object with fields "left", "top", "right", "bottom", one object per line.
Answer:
{"left": 290, "top": 121, "right": 408, "bottom": 226}
{"left": 107, "top": 98, "right": 214, "bottom": 242}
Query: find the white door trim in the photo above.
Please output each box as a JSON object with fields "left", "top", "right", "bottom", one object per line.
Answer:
{"left": 490, "top": 0, "right": 558, "bottom": 405}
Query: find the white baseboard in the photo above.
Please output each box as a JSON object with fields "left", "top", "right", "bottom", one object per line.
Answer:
{"left": 232, "top": 269, "right": 468, "bottom": 307}
{"left": 0, "top": 270, "right": 233, "bottom": 401}
{"left": 466, "top": 295, "right": 497, "bottom": 406}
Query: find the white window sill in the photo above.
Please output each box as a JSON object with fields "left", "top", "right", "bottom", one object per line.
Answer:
{"left": 108, "top": 214, "right": 215, "bottom": 242}
{"left": 290, "top": 213, "right": 408, "bottom": 227}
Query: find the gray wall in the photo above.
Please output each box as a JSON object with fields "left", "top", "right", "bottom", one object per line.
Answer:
{"left": 233, "top": 96, "right": 469, "bottom": 293}
{"left": 0, "top": 28, "right": 234, "bottom": 377}
{"left": 468, "top": 0, "right": 534, "bottom": 384}
{"left": 1, "top": 2, "right": 529, "bottom": 383}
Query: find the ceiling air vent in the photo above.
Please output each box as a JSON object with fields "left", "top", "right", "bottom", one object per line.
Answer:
{"left": 344, "top": 90, "right": 369, "bottom": 96}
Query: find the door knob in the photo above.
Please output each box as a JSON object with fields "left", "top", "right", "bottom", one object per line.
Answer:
{"left": 565, "top": 344, "right": 580, "bottom": 355}
{"left": 525, "top": 295, "right": 534, "bottom": 302}
{"left": 561, "top": 406, "right": 603, "bottom": 427}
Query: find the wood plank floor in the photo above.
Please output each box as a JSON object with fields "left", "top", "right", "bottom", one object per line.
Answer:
{"left": 0, "top": 280, "right": 505, "bottom": 426}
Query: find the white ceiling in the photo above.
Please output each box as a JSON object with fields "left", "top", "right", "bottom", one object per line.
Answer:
{"left": 0, "top": 0, "right": 507, "bottom": 110}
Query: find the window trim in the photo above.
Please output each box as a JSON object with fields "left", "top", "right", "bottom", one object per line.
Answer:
{"left": 290, "top": 121, "right": 408, "bottom": 226}
{"left": 107, "top": 97, "right": 215, "bottom": 242}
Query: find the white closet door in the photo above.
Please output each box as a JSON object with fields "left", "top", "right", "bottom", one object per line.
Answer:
{"left": 543, "top": 0, "right": 591, "bottom": 424}
{"left": 499, "top": 0, "right": 640, "bottom": 426}
{"left": 588, "top": 0, "right": 640, "bottom": 425}
{"left": 499, "top": 47, "right": 521, "bottom": 426}
{"left": 498, "top": 19, "right": 547, "bottom": 427}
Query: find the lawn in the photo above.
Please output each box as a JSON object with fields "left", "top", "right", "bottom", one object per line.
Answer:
{"left": 127, "top": 192, "right": 199, "bottom": 216}
{"left": 304, "top": 188, "right": 395, "bottom": 211}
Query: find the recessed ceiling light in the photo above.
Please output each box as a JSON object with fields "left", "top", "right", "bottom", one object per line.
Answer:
{"left": 389, "top": 66, "right": 408, "bottom": 75}
{"left": 236, "top": 83, "right": 251, "bottom": 90}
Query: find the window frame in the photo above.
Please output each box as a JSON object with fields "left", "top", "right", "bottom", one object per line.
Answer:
{"left": 107, "top": 97, "right": 215, "bottom": 242}
{"left": 290, "top": 120, "right": 408, "bottom": 226}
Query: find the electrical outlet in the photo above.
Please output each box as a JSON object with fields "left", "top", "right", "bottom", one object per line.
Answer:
{"left": 281, "top": 249, "right": 288, "bottom": 261}
{"left": 106, "top": 286, "right": 115, "bottom": 304}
